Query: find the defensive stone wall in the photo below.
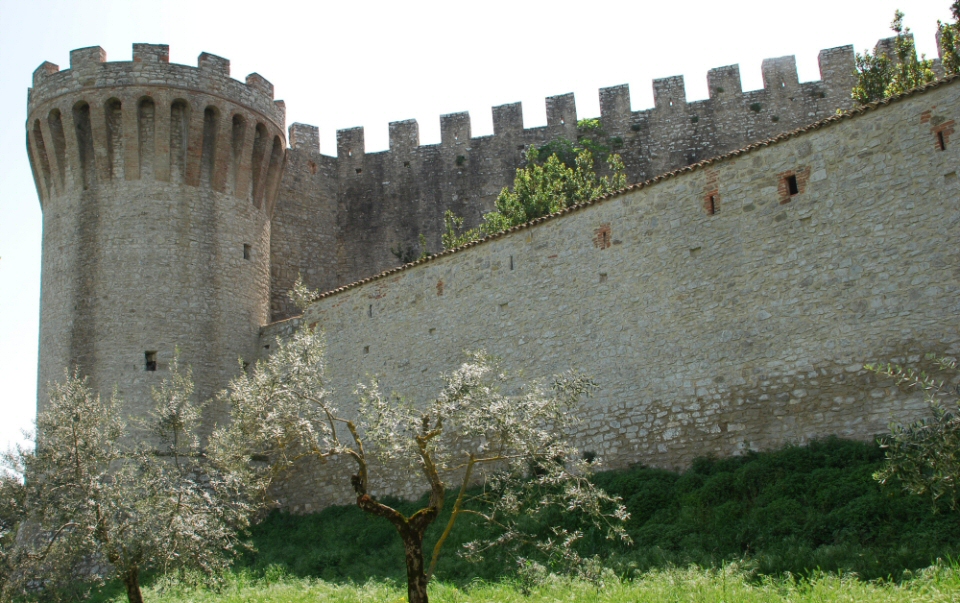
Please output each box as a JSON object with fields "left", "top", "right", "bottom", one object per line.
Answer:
{"left": 269, "top": 45, "right": 860, "bottom": 320}
{"left": 262, "top": 77, "right": 960, "bottom": 512}
{"left": 27, "top": 44, "right": 285, "bottom": 427}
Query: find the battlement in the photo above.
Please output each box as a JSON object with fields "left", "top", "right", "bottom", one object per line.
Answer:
{"left": 270, "top": 35, "right": 957, "bottom": 320}
{"left": 285, "top": 44, "right": 857, "bottom": 169}
{"left": 28, "top": 44, "right": 283, "bottom": 125}
{"left": 26, "top": 44, "right": 286, "bottom": 213}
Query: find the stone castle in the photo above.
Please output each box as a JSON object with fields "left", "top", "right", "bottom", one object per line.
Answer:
{"left": 26, "top": 38, "right": 960, "bottom": 510}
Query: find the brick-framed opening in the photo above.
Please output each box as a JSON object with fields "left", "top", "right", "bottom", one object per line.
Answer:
{"left": 593, "top": 223, "right": 612, "bottom": 249}
{"left": 704, "top": 191, "right": 719, "bottom": 215}
{"left": 920, "top": 109, "right": 955, "bottom": 151}
{"left": 934, "top": 121, "right": 955, "bottom": 151}
{"left": 777, "top": 166, "right": 810, "bottom": 204}
{"left": 703, "top": 169, "right": 720, "bottom": 215}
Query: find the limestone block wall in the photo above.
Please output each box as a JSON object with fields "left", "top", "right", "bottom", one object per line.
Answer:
{"left": 269, "top": 45, "right": 860, "bottom": 321}
{"left": 28, "top": 44, "right": 285, "bottom": 428}
{"left": 262, "top": 78, "right": 960, "bottom": 512}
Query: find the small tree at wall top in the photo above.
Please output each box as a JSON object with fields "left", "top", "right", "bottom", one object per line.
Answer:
{"left": 211, "top": 287, "right": 630, "bottom": 603}
{"left": 852, "top": 8, "right": 942, "bottom": 104}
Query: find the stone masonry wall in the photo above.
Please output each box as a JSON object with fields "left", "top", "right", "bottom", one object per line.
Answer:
{"left": 262, "top": 78, "right": 960, "bottom": 512}
{"left": 269, "top": 45, "right": 859, "bottom": 321}
{"left": 28, "top": 44, "right": 285, "bottom": 429}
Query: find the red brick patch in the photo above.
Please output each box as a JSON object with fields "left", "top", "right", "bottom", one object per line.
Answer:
{"left": 703, "top": 168, "right": 720, "bottom": 215}
{"left": 777, "top": 166, "right": 811, "bottom": 204}
{"left": 933, "top": 120, "right": 955, "bottom": 150}
{"left": 593, "top": 223, "right": 612, "bottom": 249}
{"left": 436, "top": 279, "right": 444, "bottom": 296}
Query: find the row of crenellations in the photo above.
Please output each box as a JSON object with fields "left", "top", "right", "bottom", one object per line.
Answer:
{"left": 28, "top": 44, "right": 285, "bottom": 130}
{"left": 288, "top": 45, "right": 860, "bottom": 159}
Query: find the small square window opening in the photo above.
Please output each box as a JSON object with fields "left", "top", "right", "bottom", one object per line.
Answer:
{"left": 786, "top": 174, "right": 799, "bottom": 196}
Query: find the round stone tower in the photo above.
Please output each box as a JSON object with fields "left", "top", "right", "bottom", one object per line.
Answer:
{"left": 26, "top": 44, "right": 286, "bottom": 428}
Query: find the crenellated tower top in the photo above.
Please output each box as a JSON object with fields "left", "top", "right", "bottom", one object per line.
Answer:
{"left": 26, "top": 43, "right": 286, "bottom": 216}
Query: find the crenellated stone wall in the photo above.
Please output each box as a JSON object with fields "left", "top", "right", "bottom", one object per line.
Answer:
{"left": 27, "top": 44, "right": 285, "bottom": 429}
{"left": 268, "top": 44, "right": 862, "bottom": 320}
{"left": 262, "top": 77, "right": 960, "bottom": 512}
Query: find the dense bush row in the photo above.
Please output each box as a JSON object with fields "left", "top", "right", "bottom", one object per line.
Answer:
{"left": 243, "top": 438, "right": 960, "bottom": 584}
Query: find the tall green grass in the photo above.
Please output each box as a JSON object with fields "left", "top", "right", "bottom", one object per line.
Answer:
{"left": 243, "top": 438, "right": 960, "bottom": 583}
{"left": 97, "top": 562, "right": 960, "bottom": 603}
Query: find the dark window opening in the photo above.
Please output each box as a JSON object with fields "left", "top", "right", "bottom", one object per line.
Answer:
{"left": 404, "top": 161, "right": 411, "bottom": 167}
{"left": 938, "top": 131, "right": 947, "bottom": 151}
{"left": 243, "top": 244, "right": 251, "bottom": 260}
{"left": 145, "top": 351, "right": 157, "bottom": 372}
{"left": 368, "top": 304, "right": 372, "bottom": 317}
{"left": 707, "top": 195, "right": 717, "bottom": 215}
{"left": 355, "top": 167, "right": 362, "bottom": 174}
{"left": 786, "top": 174, "right": 799, "bottom": 196}
{"left": 509, "top": 255, "right": 514, "bottom": 270}
{"left": 363, "top": 345, "right": 370, "bottom": 354}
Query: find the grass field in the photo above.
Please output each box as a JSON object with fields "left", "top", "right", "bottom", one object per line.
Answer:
{"left": 79, "top": 438, "right": 960, "bottom": 602}
{"left": 93, "top": 562, "right": 960, "bottom": 603}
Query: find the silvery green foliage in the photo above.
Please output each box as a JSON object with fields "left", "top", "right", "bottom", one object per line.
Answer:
{"left": 211, "top": 326, "right": 338, "bottom": 503}
{"left": 360, "top": 352, "right": 632, "bottom": 576}
{"left": 0, "top": 451, "right": 26, "bottom": 595}
{"left": 5, "top": 361, "right": 249, "bottom": 603}
{"left": 868, "top": 356, "right": 960, "bottom": 513}
{"left": 213, "top": 324, "right": 630, "bottom": 584}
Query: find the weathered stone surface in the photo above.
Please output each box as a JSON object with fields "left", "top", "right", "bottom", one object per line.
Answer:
{"left": 26, "top": 39, "right": 960, "bottom": 513}
{"left": 263, "top": 79, "right": 960, "bottom": 511}
{"left": 27, "top": 44, "right": 285, "bottom": 428}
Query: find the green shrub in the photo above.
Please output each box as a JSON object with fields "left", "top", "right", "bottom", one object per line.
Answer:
{"left": 242, "top": 438, "right": 960, "bottom": 584}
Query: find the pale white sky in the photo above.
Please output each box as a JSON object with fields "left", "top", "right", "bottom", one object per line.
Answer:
{"left": 0, "top": 0, "right": 951, "bottom": 451}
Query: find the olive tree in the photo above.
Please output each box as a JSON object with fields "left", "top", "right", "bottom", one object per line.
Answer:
{"left": 211, "top": 323, "right": 630, "bottom": 603}
{"left": 867, "top": 356, "right": 960, "bottom": 513}
{"left": 4, "top": 361, "right": 250, "bottom": 603}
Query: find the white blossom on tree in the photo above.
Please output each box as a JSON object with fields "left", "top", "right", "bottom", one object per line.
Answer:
{"left": 4, "top": 360, "right": 251, "bottom": 603}
{"left": 212, "top": 324, "right": 630, "bottom": 603}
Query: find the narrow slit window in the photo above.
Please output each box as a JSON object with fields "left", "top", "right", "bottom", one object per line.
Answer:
{"left": 243, "top": 244, "right": 251, "bottom": 260}
{"left": 938, "top": 131, "right": 946, "bottom": 151}
{"left": 707, "top": 195, "right": 717, "bottom": 215}
{"left": 786, "top": 174, "right": 799, "bottom": 196}
{"left": 145, "top": 351, "right": 157, "bottom": 372}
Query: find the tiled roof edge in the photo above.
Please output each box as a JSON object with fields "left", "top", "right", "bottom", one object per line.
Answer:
{"left": 290, "top": 75, "right": 959, "bottom": 309}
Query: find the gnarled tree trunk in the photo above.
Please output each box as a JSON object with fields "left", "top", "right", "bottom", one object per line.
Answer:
{"left": 121, "top": 566, "right": 144, "bottom": 603}
{"left": 400, "top": 526, "right": 430, "bottom": 603}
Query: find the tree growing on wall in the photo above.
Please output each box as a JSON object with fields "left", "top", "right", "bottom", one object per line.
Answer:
{"left": 853, "top": 9, "right": 939, "bottom": 104}
{"left": 867, "top": 356, "right": 960, "bottom": 513}
{"left": 440, "top": 146, "right": 627, "bottom": 251}
{"left": 211, "top": 313, "right": 630, "bottom": 603}
{"left": 3, "top": 363, "right": 251, "bottom": 603}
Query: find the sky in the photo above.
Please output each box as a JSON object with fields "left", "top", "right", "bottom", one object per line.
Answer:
{"left": 0, "top": 0, "right": 952, "bottom": 452}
